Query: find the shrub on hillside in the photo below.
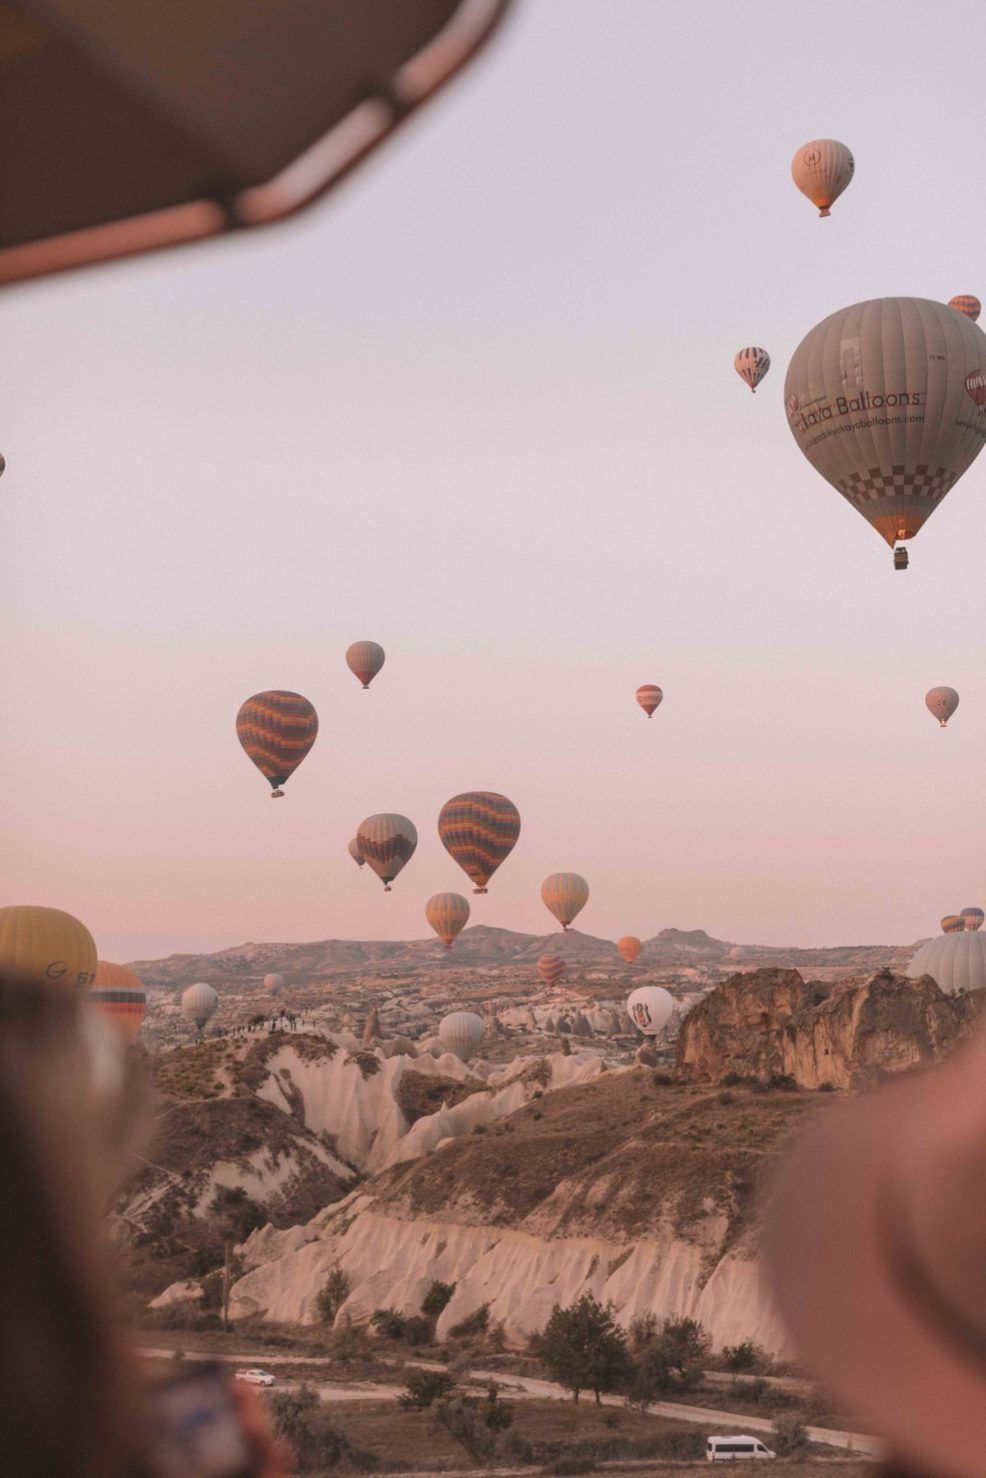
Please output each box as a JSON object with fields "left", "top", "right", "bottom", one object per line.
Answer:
{"left": 268, "top": 1384, "right": 356, "bottom": 1472}
{"left": 370, "top": 1307, "right": 406, "bottom": 1340}
{"left": 315, "top": 1264, "right": 351, "bottom": 1323}
{"left": 398, "top": 1368, "right": 455, "bottom": 1410}
{"left": 448, "top": 1304, "right": 490, "bottom": 1339}
{"left": 772, "top": 1411, "right": 810, "bottom": 1455}
{"left": 402, "top": 1314, "right": 434, "bottom": 1346}
{"left": 422, "top": 1279, "right": 456, "bottom": 1317}
{"left": 431, "top": 1387, "right": 521, "bottom": 1465}
{"left": 721, "top": 1339, "right": 770, "bottom": 1373}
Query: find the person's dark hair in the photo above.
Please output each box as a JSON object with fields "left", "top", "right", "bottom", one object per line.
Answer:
{"left": 0, "top": 971, "right": 153, "bottom": 1476}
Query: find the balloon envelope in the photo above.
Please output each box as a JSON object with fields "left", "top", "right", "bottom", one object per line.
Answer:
{"left": 785, "top": 299, "right": 986, "bottom": 561}
{"left": 734, "top": 347, "right": 770, "bottom": 393}
{"left": 89, "top": 960, "right": 146, "bottom": 1042}
{"left": 264, "top": 973, "right": 284, "bottom": 995}
{"left": 908, "top": 932, "right": 986, "bottom": 995}
{"left": 942, "top": 915, "right": 965, "bottom": 934}
{"left": 182, "top": 982, "right": 218, "bottom": 1029}
{"left": 356, "top": 813, "right": 417, "bottom": 890}
{"left": 635, "top": 685, "right": 663, "bottom": 718}
{"left": 426, "top": 892, "right": 470, "bottom": 949}
{"left": 438, "top": 1010, "right": 484, "bottom": 1062}
{"left": 926, "top": 687, "right": 959, "bottom": 728}
{"left": 949, "top": 296, "right": 981, "bottom": 323}
{"left": 618, "top": 936, "right": 642, "bottom": 964}
{"left": 627, "top": 985, "right": 674, "bottom": 1036}
{"left": 236, "top": 691, "right": 318, "bottom": 796}
{"left": 791, "top": 138, "right": 854, "bottom": 216}
{"left": 537, "top": 953, "right": 566, "bottom": 988}
{"left": 438, "top": 792, "right": 521, "bottom": 893}
{"left": 0, "top": 905, "right": 97, "bottom": 992}
{"left": 961, "top": 908, "right": 985, "bottom": 932}
{"left": 346, "top": 640, "right": 385, "bottom": 689}
{"left": 541, "top": 873, "right": 589, "bottom": 930}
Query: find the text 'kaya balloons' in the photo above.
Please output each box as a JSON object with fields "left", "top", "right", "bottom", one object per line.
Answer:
{"left": 785, "top": 299, "right": 986, "bottom": 568}
{"left": 88, "top": 961, "right": 146, "bottom": 1042}
{"left": 0, "top": 905, "right": 97, "bottom": 991}
{"left": 618, "top": 936, "right": 642, "bottom": 964}
{"left": 438, "top": 1010, "right": 484, "bottom": 1062}
{"left": 627, "top": 985, "right": 674, "bottom": 1036}
{"left": 236, "top": 691, "right": 318, "bottom": 797}
{"left": 926, "top": 687, "right": 959, "bottom": 729}
{"left": 791, "top": 139, "right": 854, "bottom": 217}
{"left": 346, "top": 641, "right": 385, "bottom": 690}
{"left": 182, "top": 982, "right": 218, "bottom": 1030}
{"left": 942, "top": 915, "right": 965, "bottom": 934}
{"left": 635, "top": 685, "right": 663, "bottom": 719}
{"left": 426, "top": 892, "right": 470, "bottom": 949}
{"left": 734, "top": 347, "right": 770, "bottom": 393}
{"left": 949, "top": 296, "right": 981, "bottom": 323}
{"left": 357, "top": 813, "right": 417, "bottom": 891}
{"left": 537, "top": 953, "right": 567, "bottom": 988}
{"left": 541, "top": 873, "right": 589, "bottom": 931}
{"left": 438, "top": 792, "right": 521, "bottom": 894}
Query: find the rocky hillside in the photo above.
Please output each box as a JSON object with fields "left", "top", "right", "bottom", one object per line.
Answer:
{"left": 676, "top": 968, "right": 984, "bottom": 1088}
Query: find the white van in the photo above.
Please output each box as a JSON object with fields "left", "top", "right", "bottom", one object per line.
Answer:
{"left": 706, "top": 1434, "right": 776, "bottom": 1461}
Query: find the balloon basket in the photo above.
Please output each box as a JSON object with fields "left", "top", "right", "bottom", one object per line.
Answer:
{"left": 271, "top": 788, "right": 285, "bottom": 798}
{"left": 893, "top": 547, "right": 909, "bottom": 571}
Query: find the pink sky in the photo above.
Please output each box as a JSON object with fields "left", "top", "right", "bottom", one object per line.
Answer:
{"left": 2, "top": 0, "right": 985, "bottom": 962}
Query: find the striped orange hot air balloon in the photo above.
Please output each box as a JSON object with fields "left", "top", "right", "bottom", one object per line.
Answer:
{"left": 635, "top": 685, "right": 663, "bottom": 718}
{"left": 942, "top": 915, "right": 965, "bottom": 934}
{"left": 438, "top": 792, "right": 521, "bottom": 894}
{"left": 89, "top": 960, "right": 147, "bottom": 1043}
{"left": 346, "top": 641, "right": 385, "bottom": 690}
{"left": 236, "top": 691, "right": 318, "bottom": 797}
{"left": 949, "top": 296, "right": 981, "bottom": 323}
{"left": 541, "top": 873, "right": 589, "bottom": 931}
{"left": 426, "top": 893, "right": 470, "bottom": 949}
{"left": 537, "top": 953, "right": 566, "bottom": 988}
{"left": 618, "top": 936, "right": 642, "bottom": 964}
{"left": 734, "top": 347, "right": 770, "bottom": 393}
{"left": 356, "top": 813, "right": 417, "bottom": 891}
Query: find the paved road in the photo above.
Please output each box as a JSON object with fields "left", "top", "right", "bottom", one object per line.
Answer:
{"left": 139, "top": 1346, "right": 882, "bottom": 1458}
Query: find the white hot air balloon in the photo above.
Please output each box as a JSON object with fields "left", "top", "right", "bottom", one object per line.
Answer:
{"left": 264, "top": 973, "right": 284, "bottom": 996}
{"left": 785, "top": 298, "right": 986, "bottom": 569}
{"left": 791, "top": 139, "right": 854, "bottom": 217}
{"left": 438, "top": 1010, "right": 485, "bottom": 1062}
{"left": 734, "top": 347, "right": 770, "bottom": 393}
{"left": 926, "top": 687, "right": 959, "bottom": 729}
{"left": 627, "top": 985, "right": 674, "bottom": 1037}
{"left": 907, "top": 931, "right": 986, "bottom": 995}
{"left": 182, "top": 982, "right": 218, "bottom": 1031}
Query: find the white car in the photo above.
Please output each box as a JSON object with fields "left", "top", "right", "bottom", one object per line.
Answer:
{"left": 707, "top": 1434, "right": 776, "bottom": 1461}
{"left": 234, "top": 1368, "right": 276, "bottom": 1387}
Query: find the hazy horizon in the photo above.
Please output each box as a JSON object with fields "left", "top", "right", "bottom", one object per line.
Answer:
{"left": 3, "top": 0, "right": 985, "bottom": 962}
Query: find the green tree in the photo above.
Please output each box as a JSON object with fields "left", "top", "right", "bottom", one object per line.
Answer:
{"left": 535, "top": 1294, "right": 632, "bottom": 1405}
{"left": 268, "top": 1385, "right": 350, "bottom": 1472}
{"left": 772, "top": 1411, "right": 809, "bottom": 1455}
{"left": 431, "top": 1387, "right": 517, "bottom": 1464}
{"left": 315, "top": 1264, "right": 351, "bottom": 1323}
{"left": 623, "top": 1316, "right": 712, "bottom": 1410}
{"left": 398, "top": 1368, "right": 456, "bottom": 1410}
{"left": 722, "top": 1339, "right": 769, "bottom": 1373}
{"left": 422, "top": 1279, "right": 456, "bottom": 1317}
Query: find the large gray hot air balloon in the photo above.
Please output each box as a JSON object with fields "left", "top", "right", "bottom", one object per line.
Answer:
{"left": 926, "top": 687, "right": 959, "bottom": 728}
{"left": 907, "top": 931, "right": 986, "bottom": 995}
{"left": 438, "top": 1010, "right": 485, "bottom": 1062}
{"left": 785, "top": 298, "right": 986, "bottom": 568}
{"left": 182, "top": 982, "right": 218, "bottom": 1030}
{"left": 791, "top": 139, "right": 854, "bottom": 217}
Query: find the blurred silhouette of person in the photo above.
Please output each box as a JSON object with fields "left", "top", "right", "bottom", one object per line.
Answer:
{"left": 0, "top": 970, "right": 284, "bottom": 1477}
{"left": 765, "top": 1027, "right": 986, "bottom": 1478}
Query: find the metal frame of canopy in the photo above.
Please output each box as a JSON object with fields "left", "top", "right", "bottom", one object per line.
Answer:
{"left": 0, "top": 0, "right": 513, "bottom": 287}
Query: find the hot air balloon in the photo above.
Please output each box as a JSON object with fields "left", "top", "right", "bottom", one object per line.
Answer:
{"left": 438, "top": 1010, "right": 485, "bottom": 1062}
{"left": 949, "top": 296, "right": 981, "bottom": 323}
{"left": 537, "top": 953, "right": 567, "bottom": 988}
{"left": 926, "top": 687, "right": 959, "bottom": 728}
{"left": 182, "top": 982, "right": 218, "bottom": 1030}
{"left": 785, "top": 298, "right": 986, "bottom": 568}
{"left": 356, "top": 813, "right": 417, "bottom": 890}
{"left": 264, "top": 972, "right": 284, "bottom": 995}
{"left": 438, "top": 792, "right": 521, "bottom": 894}
{"left": 627, "top": 985, "right": 674, "bottom": 1036}
{"left": 348, "top": 838, "right": 365, "bottom": 869}
{"left": 236, "top": 691, "right": 318, "bottom": 797}
{"left": 541, "top": 873, "right": 589, "bottom": 931}
{"left": 0, "top": 905, "right": 97, "bottom": 992}
{"left": 346, "top": 641, "right": 385, "bottom": 690}
{"left": 791, "top": 139, "right": 854, "bottom": 217}
{"left": 908, "top": 931, "right": 986, "bottom": 995}
{"left": 961, "top": 908, "right": 985, "bottom": 932}
{"left": 941, "top": 915, "right": 964, "bottom": 934}
{"left": 734, "top": 347, "right": 770, "bottom": 393}
{"left": 618, "top": 936, "right": 642, "bottom": 964}
{"left": 0, "top": 454, "right": 6, "bottom": 477}
{"left": 88, "top": 960, "right": 146, "bottom": 1043}
{"left": 426, "top": 892, "right": 470, "bottom": 949}
{"left": 635, "top": 685, "right": 663, "bottom": 719}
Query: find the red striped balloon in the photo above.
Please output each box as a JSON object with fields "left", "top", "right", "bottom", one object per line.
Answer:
{"left": 949, "top": 295, "right": 981, "bottom": 323}
{"left": 236, "top": 691, "right": 318, "bottom": 797}
{"left": 537, "top": 953, "right": 566, "bottom": 988}
{"left": 356, "top": 813, "right": 417, "bottom": 890}
{"left": 89, "top": 960, "right": 147, "bottom": 1044}
{"left": 438, "top": 792, "right": 521, "bottom": 894}
{"left": 635, "top": 685, "right": 663, "bottom": 718}
{"left": 346, "top": 640, "right": 385, "bottom": 689}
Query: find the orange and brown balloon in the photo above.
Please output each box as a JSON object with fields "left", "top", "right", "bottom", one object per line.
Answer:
{"left": 617, "top": 936, "right": 642, "bottom": 964}
{"left": 426, "top": 893, "right": 470, "bottom": 949}
{"left": 236, "top": 690, "right": 318, "bottom": 797}
{"left": 438, "top": 792, "right": 521, "bottom": 894}
{"left": 635, "top": 685, "right": 663, "bottom": 718}
{"left": 346, "top": 641, "right": 385, "bottom": 690}
{"left": 88, "top": 960, "right": 147, "bottom": 1043}
{"left": 537, "top": 953, "right": 566, "bottom": 988}
{"left": 356, "top": 813, "right": 418, "bottom": 891}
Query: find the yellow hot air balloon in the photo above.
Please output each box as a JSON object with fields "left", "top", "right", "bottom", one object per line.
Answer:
{"left": 791, "top": 139, "right": 854, "bottom": 217}
{"left": 618, "top": 936, "right": 642, "bottom": 964}
{"left": 426, "top": 892, "right": 470, "bottom": 949}
{"left": 785, "top": 298, "right": 986, "bottom": 568}
{"left": 89, "top": 960, "right": 147, "bottom": 1043}
{"left": 942, "top": 915, "right": 965, "bottom": 934}
{"left": 0, "top": 905, "right": 97, "bottom": 992}
{"left": 541, "top": 873, "right": 589, "bottom": 931}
